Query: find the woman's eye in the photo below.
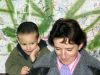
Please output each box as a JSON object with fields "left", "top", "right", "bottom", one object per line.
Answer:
{"left": 67, "top": 48, "right": 72, "bottom": 51}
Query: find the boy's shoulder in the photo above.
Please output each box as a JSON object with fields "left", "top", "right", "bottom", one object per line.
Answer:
{"left": 8, "top": 46, "right": 22, "bottom": 59}
{"left": 10, "top": 46, "right": 19, "bottom": 55}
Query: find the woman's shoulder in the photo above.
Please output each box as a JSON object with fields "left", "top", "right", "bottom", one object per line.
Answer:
{"left": 28, "top": 67, "right": 50, "bottom": 75}
{"left": 88, "top": 66, "right": 100, "bottom": 75}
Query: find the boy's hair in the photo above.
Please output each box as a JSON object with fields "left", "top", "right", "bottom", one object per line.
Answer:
{"left": 48, "top": 18, "right": 87, "bottom": 49}
{"left": 17, "top": 22, "right": 39, "bottom": 38}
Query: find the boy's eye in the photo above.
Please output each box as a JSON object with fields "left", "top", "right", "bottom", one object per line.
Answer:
{"left": 31, "top": 42, "right": 37, "bottom": 45}
{"left": 22, "top": 44, "right": 26, "bottom": 45}
{"left": 31, "top": 42, "right": 35, "bottom": 44}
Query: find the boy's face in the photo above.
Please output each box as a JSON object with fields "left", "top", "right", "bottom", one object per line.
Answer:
{"left": 53, "top": 38, "right": 82, "bottom": 65}
{"left": 17, "top": 32, "right": 38, "bottom": 55}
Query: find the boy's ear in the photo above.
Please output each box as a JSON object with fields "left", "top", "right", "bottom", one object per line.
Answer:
{"left": 17, "top": 40, "right": 20, "bottom": 44}
{"left": 16, "top": 36, "right": 20, "bottom": 44}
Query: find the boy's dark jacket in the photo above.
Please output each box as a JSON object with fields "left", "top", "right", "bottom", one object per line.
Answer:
{"left": 5, "top": 39, "right": 49, "bottom": 75}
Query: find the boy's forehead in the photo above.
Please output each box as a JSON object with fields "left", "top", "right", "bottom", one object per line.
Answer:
{"left": 17, "top": 33, "right": 38, "bottom": 44}
{"left": 17, "top": 33, "right": 38, "bottom": 40}
{"left": 18, "top": 32, "right": 37, "bottom": 37}
{"left": 17, "top": 32, "right": 37, "bottom": 35}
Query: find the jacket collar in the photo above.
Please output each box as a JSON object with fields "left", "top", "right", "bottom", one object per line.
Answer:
{"left": 17, "top": 44, "right": 29, "bottom": 60}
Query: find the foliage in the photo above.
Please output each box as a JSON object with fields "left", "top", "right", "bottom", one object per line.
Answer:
{"left": 7, "top": 43, "right": 13, "bottom": 52}
{"left": 2, "top": 27, "right": 16, "bottom": 38}
{"left": 0, "top": 0, "right": 100, "bottom": 52}
{"left": 87, "top": 32, "right": 100, "bottom": 50}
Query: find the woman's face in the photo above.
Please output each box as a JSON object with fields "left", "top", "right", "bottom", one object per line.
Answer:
{"left": 53, "top": 38, "right": 82, "bottom": 65}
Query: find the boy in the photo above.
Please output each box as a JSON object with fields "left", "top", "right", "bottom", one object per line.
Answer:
{"left": 5, "top": 22, "right": 49, "bottom": 75}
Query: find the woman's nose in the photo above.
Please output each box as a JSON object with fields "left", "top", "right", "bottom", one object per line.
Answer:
{"left": 61, "top": 50, "right": 66, "bottom": 59}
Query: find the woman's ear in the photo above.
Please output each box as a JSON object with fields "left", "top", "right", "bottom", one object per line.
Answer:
{"left": 78, "top": 43, "right": 83, "bottom": 50}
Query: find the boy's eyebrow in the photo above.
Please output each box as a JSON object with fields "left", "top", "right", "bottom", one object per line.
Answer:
{"left": 31, "top": 41, "right": 38, "bottom": 44}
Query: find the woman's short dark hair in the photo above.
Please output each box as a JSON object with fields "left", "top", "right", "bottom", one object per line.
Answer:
{"left": 48, "top": 18, "right": 87, "bottom": 49}
{"left": 17, "top": 22, "right": 39, "bottom": 38}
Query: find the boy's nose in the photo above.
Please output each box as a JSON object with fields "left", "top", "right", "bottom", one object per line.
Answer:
{"left": 26, "top": 45, "right": 31, "bottom": 51}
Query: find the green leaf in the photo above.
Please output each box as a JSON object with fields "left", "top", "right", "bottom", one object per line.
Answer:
{"left": 0, "top": 9, "right": 13, "bottom": 13}
{"left": 87, "top": 32, "right": 100, "bottom": 50}
{"left": 21, "top": 3, "right": 29, "bottom": 22}
{"left": 30, "top": 0, "right": 45, "bottom": 18}
{"left": 2, "top": 27, "right": 16, "bottom": 38}
{"left": 6, "top": 0, "right": 14, "bottom": 11}
{"left": 39, "top": 17, "right": 53, "bottom": 35}
{"left": 74, "top": 10, "right": 100, "bottom": 19}
{"left": 84, "top": 16, "right": 100, "bottom": 32}
{"left": 5, "top": 0, "right": 16, "bottom": 27}
{"left": 65, "top": 0, "right": 85, "bottom": 18}
{"left": 44, "top": 0, "right": 53, "bottom": 17}
{"left": 30, "top": 0, "right": 54, "bottom": 35}
{"left": 38, "top": 0, "right": 53, "bottom": 35}
{"left": 7, "top": 43, "right": 12, "bottom": 52}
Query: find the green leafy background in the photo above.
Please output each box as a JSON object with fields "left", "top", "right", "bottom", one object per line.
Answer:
{"left": 0, "top": 0, "right": 100, "bottom": 52}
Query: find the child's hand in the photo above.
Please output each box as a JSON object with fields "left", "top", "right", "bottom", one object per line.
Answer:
{"left": 20, "top": 66, "right": 30, "bottom": 75}
{"left": 30, "top": 45, "right": 40, "bottom": 62}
